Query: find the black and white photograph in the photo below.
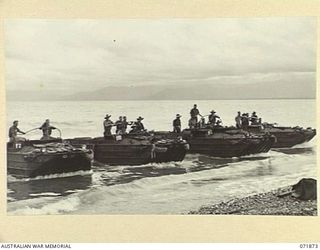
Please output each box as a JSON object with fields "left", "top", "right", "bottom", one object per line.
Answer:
{"left": 5, "top": 17, "right": 317, "bottom": 216}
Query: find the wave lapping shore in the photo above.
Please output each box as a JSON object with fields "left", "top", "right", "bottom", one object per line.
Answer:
{"left": 189, "top": 186, "right": 317, "bottom": 216}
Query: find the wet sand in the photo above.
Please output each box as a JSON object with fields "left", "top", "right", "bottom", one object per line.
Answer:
{"left": 189, "top": 186, "right": 317, "bottom": 216}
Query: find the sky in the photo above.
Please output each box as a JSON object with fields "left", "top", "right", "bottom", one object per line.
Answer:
{"left": 4, "top": 18, "right": 317, "bottom": 98}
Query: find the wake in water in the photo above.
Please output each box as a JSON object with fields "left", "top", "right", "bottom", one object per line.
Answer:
{"left": 8, "top": 170, "right": 93, "bottom": 183}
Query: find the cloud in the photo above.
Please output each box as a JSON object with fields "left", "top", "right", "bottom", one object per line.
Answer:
{"left": 4, "top": 18, "right": 316, "bottom": 95}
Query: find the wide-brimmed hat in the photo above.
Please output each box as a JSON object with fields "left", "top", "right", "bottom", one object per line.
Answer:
{"left": 210, "top": 110, "right": 216, "bottom": 113}
{"left": 176, "top": 114, "right": 182, "bottom": 118}
{"left": 104, "top": 114, "right": 111, "bottom": 119}
{"left": 137, "top": 116, "right": 144, "bottom": 121}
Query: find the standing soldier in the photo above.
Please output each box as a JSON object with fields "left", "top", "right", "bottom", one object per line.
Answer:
{"left": 235, "top": 111, "right": 242, "bottom": 128}
{"left": 39, "top": 119, "right": 57, "bottom": 140}
{"left": 241, "top": 113, "right": 249, "bottom": 128}
{"left": 199, "top": 117, "right": 206, "bottom": 128}
{"left": 190, "top": 104, "right": 200, "bottom": 122}
{"left": 103, "top": 114, "right": 113, "bottom": 137}
{"left": 250, "top": 111, "right": 259, "bottom": 125}
{"left": 121, "top": 116, "right": 130, "bottom": 134}
{"left": 173, "top": 114, "right": 182, "bottom": 133}
{"left": 134, "top": 116, "right": 145, "bottom": 132}
{"left": 188, "top": 117, "right": 197, "bottom": 129}
{"left": 115, "top": 116, "right": 123, "bottom": 134}
{"left": 208, "top": 110, "right": 220, "bottom": 126}
{"left": 8, "top": 120, "right": 26, "bottom": 142}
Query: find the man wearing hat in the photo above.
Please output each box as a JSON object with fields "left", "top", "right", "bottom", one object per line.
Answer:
{"left": 208, "top": 110, "right": 220, "bottom": 127}
{"left": 133, "top": 116, "right": 145, "bottom": 132}
{"left": 173, "top": 114, "right": 182, "bottom": 133}
{"left": 103, "top": 114, "right": 113, "bottom": 137}
{"left": 8, "top": 120, "right": 26, "bottom": 142}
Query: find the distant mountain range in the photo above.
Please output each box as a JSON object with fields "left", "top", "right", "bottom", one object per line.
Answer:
{"left": 7, "top": 78, "right": 316, "bottom": 101}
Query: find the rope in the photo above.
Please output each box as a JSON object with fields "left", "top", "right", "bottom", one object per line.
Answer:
{"left": 25, "top": 125, "right": 62, "bottom": 138}
{"left": 55, "top": 127, "right": 62, "bottom": 138}
{"left": 24, "top": 127, "right": 39, "bottom": 134}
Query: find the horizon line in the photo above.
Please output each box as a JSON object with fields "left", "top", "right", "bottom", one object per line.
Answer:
{"left": 6, "top": 97, "right": 316, "bottom": 102}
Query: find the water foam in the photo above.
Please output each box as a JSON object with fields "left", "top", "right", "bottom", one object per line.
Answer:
{"left": 8, "top": 192, "right": 82, "bottom": 215}
{"left": 29, "top": 192, "right": 61, "bottom": 197}
{"left": 8, "top": 170, "right": 93, "bottom": 183}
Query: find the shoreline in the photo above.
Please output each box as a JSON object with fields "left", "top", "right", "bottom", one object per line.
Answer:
{"left": 189, "top": 186, "right": 317, "bottom": 216}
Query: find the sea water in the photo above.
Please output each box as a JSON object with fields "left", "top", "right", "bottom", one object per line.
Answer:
{"left": 6, "top": 99, "right": 317, "bottom": 215}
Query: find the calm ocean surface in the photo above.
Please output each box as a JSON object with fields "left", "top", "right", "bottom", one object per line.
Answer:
{"left": 6, "top": 99, "right": 317, "bottom": 214}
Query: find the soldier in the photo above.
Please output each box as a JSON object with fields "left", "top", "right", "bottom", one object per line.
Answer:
{"left": 241, "top": 113, "right": 249, "bottom": 128}
{"left": 190, "top": 104, "right": 200, "bottom": 122}
{"left": 188, "top": 117, "right": 197, "bottom": 129}
{"left": 115, "top": 116, "right": 123, "bottom": 134}
{"left": 103, "top": 114, "right": 113, "bottom": 137}
{"left": 134, "top": 116, "right": 145, "bottom": 132}
{"left": 39, "top": 119, "right": 57, "bottom": 140}
{"left": 8, "top": 120, "right": 26, "bottom": 142}
{"left": 121, "top": 116, "right": 131, "bottom": 134}
{"left": 216, "top": 120, "right": 223, "bottom": 127}
{"left": 208, "top": 110, "right": 220, "bottom": 126}
{"left": 235, "top": 111, "right": 242, "bottom": 128}
{"left": 250, "top": 111, "right": 259, "bottom": 125}
{"left": 173, "top": 114, "right": 182, "bottom": 133}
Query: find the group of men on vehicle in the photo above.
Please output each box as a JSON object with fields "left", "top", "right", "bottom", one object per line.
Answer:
{"left": 103, "top": 115, "right": 145, "bottom": 137}
{"left": 173, "top": 104, "right": 262, "bottom": 132}
{"left": 184, "top": 104, "right": 222, "bottom": 130}
{"left": 234, "top": 111, "right": 262, "bottom": 129}
{"left": 9, "top": 105, "right": 263, "bottom": 142}
{"left": 9, "top": 116, "right": 146, "bottom": 142}
{"left": 8, "top": 119, "right": 57, "bottom": 142}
